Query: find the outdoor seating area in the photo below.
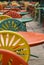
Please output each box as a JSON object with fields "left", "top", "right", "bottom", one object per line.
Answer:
{"left": 0, "top": 0, "right": 44, "bottom": 65}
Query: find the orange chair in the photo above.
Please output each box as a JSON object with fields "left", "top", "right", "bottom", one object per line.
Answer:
{"left": 0, "top": 49, "right": 28, "bottom": 65}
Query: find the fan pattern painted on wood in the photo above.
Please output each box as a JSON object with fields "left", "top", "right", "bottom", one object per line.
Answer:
{"left": 0, "top": 49, "right": 28, "bottom": 65}
{"left": 0, "top": 18, "right": 26, "bottom": 31}
{"left": 0, "top": 31, "right": 30, "bottom": 62}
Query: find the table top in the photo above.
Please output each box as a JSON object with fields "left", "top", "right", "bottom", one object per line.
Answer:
{"left": 36, "top": 7, "right": 44, "bottom": 10}
{"left": 16, "top": 17, "right": 33, "bottom": 23}
{"left": 18, "top": 32, "right": 44, "bottom": 47}
{"left": 17, "top": 12, "right": 29, "bottom": 15}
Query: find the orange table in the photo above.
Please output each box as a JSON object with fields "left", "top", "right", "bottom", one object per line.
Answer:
{"left": 18, "top": 32, "right": 44, "bottom": 47}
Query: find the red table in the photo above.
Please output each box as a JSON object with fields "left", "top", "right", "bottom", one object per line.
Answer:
{"left": 18, "top": 32, "right": 44, "bottom": 47}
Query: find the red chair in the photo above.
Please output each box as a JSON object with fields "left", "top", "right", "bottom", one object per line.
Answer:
{"left": 4, "top": 10, "right": 22, "bottom": 18}
{"left": 0, "top": 49, "right": 28, "bottom": 65}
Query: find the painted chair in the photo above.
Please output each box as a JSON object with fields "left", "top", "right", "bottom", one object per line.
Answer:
{"left": 0, "top": 31, "right": 30, "bottom": 62}
{"left": 0, "top": 15, "right": 11, "bottom": 22}
{"left": 0, "top": 18, "right": 33, "bottom": 31}
{"left": 4, "top": 11, "right": 22, "bottom": 18}
{"left": 0, "top": 49, "right": 28, "bottom": 65}
{"left": 0, "top": 31, "right": 44, "bottom": 63}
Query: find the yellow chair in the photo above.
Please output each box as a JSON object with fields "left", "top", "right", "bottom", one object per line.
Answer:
{"left": 0, "top": 31, "right": 30, "bottom": 62}
{"left": 0, "top": 15, "right": 11, "bottom": 22}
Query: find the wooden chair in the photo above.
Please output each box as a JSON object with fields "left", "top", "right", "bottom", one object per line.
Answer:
{"left": 0, "top": 49, "right": 28, "bottom": 65}
{"left": 0, "top": 31, "right": 30, "bottom": 62}
{"left": 4, "top": 11, "right": 22, "bottom": 18}
{"left": 0, "top": 18, "right": 33, "bottom": 31}
{"left": 0, "top": 18, "right": 26, "bottom": 31}
{"left": 0, "top": 15, "right": 11, "bottom": 22}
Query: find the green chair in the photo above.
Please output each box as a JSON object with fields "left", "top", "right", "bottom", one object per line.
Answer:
{"left": 0, "top": 18, "right": 26, "bottom": 31}
{"left": 16, "top": 17, "right": 33, "bottom": 29}
{"left": 0, "top": 18, "right": 33, "bottom": 31}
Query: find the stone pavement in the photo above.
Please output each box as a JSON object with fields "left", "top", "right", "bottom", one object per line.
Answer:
{"left": 26, "top": 20, "right": 44, "bottom": 33}
{"left": 28, "top": 44, "right": 44, "bottom": 65}
{"left": 24, "top": 15, "right": 44, "bottom": 65}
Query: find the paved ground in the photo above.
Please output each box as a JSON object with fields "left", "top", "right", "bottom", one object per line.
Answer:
{"left": 23, "top": 15, "right": 44, "bottom": 65}
{"left": 28, "top": 44, "right": 44, "bottom": 65}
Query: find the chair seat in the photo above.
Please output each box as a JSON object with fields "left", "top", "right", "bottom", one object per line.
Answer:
{"left": 18, "top": 32, "right": 44, "bottom": 47}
